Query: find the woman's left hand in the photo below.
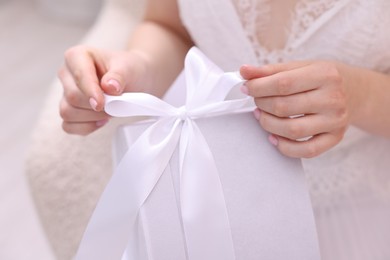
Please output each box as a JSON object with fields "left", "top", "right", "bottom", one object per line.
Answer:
{"left": 240, "top": 61, "right": 364, "bottom": 158}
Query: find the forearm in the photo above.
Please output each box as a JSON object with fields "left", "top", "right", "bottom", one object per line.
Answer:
{"left": 126, "top": 0, "right": 193, "bottom": 97}
{"left": 350, "top": 66, "right": 390, "bottom": 137}
{"left": 128, "top": 22, "right": 192, "bottom": 97}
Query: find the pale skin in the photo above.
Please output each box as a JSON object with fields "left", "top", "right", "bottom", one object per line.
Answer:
{"left": 59, "top": 0, "right": 390, "bottom": 158}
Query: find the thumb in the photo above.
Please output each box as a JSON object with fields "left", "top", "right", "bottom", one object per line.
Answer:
{"left": 100, "top": 62, "right": 127, "bottom": 95}
{"left": 100, "top": 54, "right": 144, "bottom": 95}
{"left": 240, "top": 64, "right": 270, "bottom": 80}
{"left": 240, "top": 61, "right": 313, "bottom": 80}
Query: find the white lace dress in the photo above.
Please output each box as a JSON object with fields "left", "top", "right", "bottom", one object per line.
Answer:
{"left": 178, "top": 0, "right": 390, "bottom": 259}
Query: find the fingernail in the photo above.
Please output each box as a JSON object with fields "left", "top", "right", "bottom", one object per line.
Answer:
{"left": 108, "top": 79, "right": 121, "bottom": 93}
{"left": 253, "top": 109, "right": 261, "bottom": 120}
{"left": 268, "top": 135, "right": 279, "bottom": 146}
{"left": 240, "top": 84, "right": 249, "bottom": 95}
{"left": 89, "top": 97, "right": 98, "bottom": 111}
{"left": 241, "top": 64, "right": 250, "bottom": 70}
{"left": 96, "top": 119, "right": 109, "bottom": 127}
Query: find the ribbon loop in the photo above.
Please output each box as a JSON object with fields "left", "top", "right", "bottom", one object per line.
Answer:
{"left": 104, "top": 93, "right": 178, "bottom": 118}
{"left": 75, "top": 47, "right": 254, "bottom": 260}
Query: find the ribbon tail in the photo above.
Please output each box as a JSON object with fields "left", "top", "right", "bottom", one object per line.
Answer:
{"left": 179, "top": 120, "right": 236, "bottom": 260}
{"left": 75, "top": 118, "right": 182, "bottom": 260}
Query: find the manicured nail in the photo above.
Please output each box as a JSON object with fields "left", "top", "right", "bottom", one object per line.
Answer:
{"left": 253, "top": 109, "right": 261, "bottom": 120}
{"left": 89, "top": 97, "right": 98, "bottom": 111}
{"left": 241, "top": 64, "right": 250, "bottom": 70}
{"left": 96, "top": 119, "right": 109, "bottom": 127}
{"left": 268, "top": 135, "right": 279, "bottom": 146}
{"left": 240, "top": 84, "right": 249, "bottom": 95}
{"left": 108, "top": 79, "right": 121, "bottom": 93}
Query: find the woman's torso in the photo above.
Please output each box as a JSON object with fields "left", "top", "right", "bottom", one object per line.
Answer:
{"left": 178, "top": 0, "right": 390, "bottom": 258}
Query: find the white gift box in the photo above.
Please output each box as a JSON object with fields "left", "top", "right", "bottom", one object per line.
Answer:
{"left": 75, "top": 47, "right": 320, "bottom": 260}
{"left": 114, "top": 112, "right": 320, "bottom": 260}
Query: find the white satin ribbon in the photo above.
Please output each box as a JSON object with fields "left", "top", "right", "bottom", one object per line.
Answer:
{"left": 75, "top": 47, "right": 254, "bottom": 260}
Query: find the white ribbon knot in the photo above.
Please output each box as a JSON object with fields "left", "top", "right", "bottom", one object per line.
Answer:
{"left": 177, "top": 106, "right": 190, "bottom": 121}
{"left": 75, "top": 47, "right": 254, "bottom": 260}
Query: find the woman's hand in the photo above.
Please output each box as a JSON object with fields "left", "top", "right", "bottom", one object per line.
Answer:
{"left": 58, "top": 0, "right": 193, "bottom": 136}
{"left": 58, "top": 45, "right": 152, "bottom": 135}
{"left": 240, "top": 61, "right": 366, "bottom": 158}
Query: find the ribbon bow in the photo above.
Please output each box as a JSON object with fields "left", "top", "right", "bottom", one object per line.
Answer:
{"left": 75, "top": 47, "right": 253, "bottom": 260}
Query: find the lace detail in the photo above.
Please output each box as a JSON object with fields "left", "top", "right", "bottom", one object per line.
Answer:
{"left": 233, "top": 0, "right": 275, "bottom": 64}
{"left": 304, "top": 127, "right": 390, "bottom": 209}
{"left": 288, "top": 0, "right": 350, "bottom": 47}
{"left": 233, "top": 0, "right": 350, "bottom": 64}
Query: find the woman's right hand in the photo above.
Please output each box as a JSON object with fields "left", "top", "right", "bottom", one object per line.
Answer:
{"left": 58, "top": 45, "right": 151, "bottom": 135}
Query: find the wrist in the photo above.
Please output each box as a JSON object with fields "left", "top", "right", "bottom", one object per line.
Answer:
{"left": 122, "top": 49, "right": 155, "bottom": 94}
{"left": 346, "top": 65, "right": 390, "bottom": 137}
{"left": 344, "top": 65, "right": 371, "bottom": 126}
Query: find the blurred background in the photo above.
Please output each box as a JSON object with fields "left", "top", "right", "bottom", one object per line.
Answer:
{"left": 0, "top": 0, "right": 103, "bottom": 258}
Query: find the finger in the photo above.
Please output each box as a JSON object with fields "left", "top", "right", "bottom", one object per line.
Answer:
{"left": 244, "top": 64, "right": 328, "bottom": 97}
{"left": 256, "top": 110, "right": 334, "bottom": 140}
{"left": 100, "top": 52, "right": 145, "bottom": 95}
{"left": 59, "top": 98, "right": 110, "bottom": 123}
{"left": 269, "top": 131, "right": 343, "bottom": 158}
{"left": 254, "top": 90, "right": 324, "bottom": 117}
{"left": 64, "top": 46, "right": 104, "bottom": 111}
{"left": 240, "top": 61, "right": 312, "bottom": 80}
{"left": 59, "top": 67, "right": 92, "bottom": 109}
{"left": 100, "top": 58, "right": 128, "bottom": 95}
{"left": 62, "top": 120, "right": 109, "bottom": 136}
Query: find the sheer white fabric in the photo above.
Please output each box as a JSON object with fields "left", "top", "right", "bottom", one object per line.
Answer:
{"left": 178, "top": 0, "right": 390, "bottom": 258}
{"left": 233, "top": 0, "right": 351, "bottom": 64}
